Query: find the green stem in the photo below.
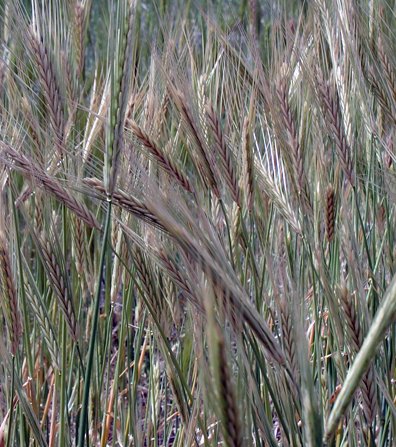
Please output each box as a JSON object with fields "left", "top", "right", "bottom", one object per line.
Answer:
{"left": 78, "top": 201, "right": 112, "bottom": 447}
{"left": 10, "top": 188, "right": 34, "bottom": 379}
{"left": 59, "top": 320, "right": 67, "bottom": 447}
{"left": 6, "top": 356, "right": 15, "bottom": 447}
{"left": 59, "top": 205, "right": 68, "bottom": 447}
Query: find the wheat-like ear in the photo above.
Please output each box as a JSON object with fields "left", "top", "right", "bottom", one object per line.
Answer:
{"left": 156, "top": 249, "right": 197, "bottom": 304}
{"left": 368, "top": 69, "right": 396, "bottom": 125}
{"left": 205, "top": 102, "right": 241, "bottom": 206}
{"left": 256, "top": 166, "right": 302, "bottom": 235}
{"left": 1, "top": 144, "right": 99, "bottom": 229}
{"left": 61, "top": 49, "right": 75, "bottom": 107}
{"left": 316, "top": 74, "right": 354, "bottom": 185}
{"left": 73, "top": 1, "right": 86, "bottom": 79}
{"left": 279, "top": 298, "right": 299, "bottom": 382}
{"left": 27, "top": 25, "right": 65, "bottom": 155}
{"left": 128, "top": 119, "right": 193, "bottom": 193}
{"left": 131, "top": 243, "right": 157, "bottom": 304}
{"left": 24, "top": 276, "right": 60, "bottom": 370}
{"left": 339, "top": 287, "right": 363, "bottom": 352}
{"left": 72, "top": 215, "right": 86, "bottom": 277}
{"left": 34, "top": 232, "right": 79, "bottom": 342}
{"left": 339, "top": 287, "right": 377, "bottom": 426}
{"left": 20, "top": 96, "right": 42, "bottom": 161}
{"left": 0, "top": 58, "right": 6, "bottom": 96}
{"left": 276, "top": 79, "right": 305, "bottom": 198}
{"left": 241, "top": 116, "right": 254, "bottom": 213}
{"left": 203, "top": 277, "right": 243, "bottom": 447}
{"left": 83, "top": 177, "right": 166, "bottom": 231}
{"left": 0, "top": 232, "right": 22, "bottom": 356}
{"left": 325, "top": 185, "right": 335, "bottom": 244}
{"left": 105, "top": 0, "right": 135, "bottom": 197}
{"left": 132, "top": 244, "right": 174, "bottom": 336}
{"left": 216, "top": 331, "right": 243, "bottom": 447}
{"left": 377, "top": 35, "right": 396, "bottom": 105}
{"left": 168, "top": 86, "right": 220, "bottom": 197}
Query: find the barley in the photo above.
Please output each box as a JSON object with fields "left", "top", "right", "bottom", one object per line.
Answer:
{"left": 74, "top": 1, "right": 86, "bottom": 79}
{"left": 128, "top": 119, "right": 193, "bottom": 193}
{"left": 325, "top": 185, "right": 335, "bottom": 243}
{"left": 276, "top": 80, "right": 305, "bottom": 197}
{"left": 0, "top": 233, "right": 22, "bottom": 356}
{"left": 317, "top": 75, "right": 354, "bottom": 185}
{"left": 241, "top": 116, "right": 253, "bottom": 212}
{"left": 1, "top": 144, "right": 99, "bottom": 229}
{"left": 205, "top": 102, "right": 241, "bottom": 205}
{"left": 36, "top": 233, "right": 79, "bottom": 341}
{"left": 28, "top": 25, "right": 65, "bottom": 155}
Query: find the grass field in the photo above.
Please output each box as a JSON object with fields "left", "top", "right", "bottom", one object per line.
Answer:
{"left": 0, "top": 0, "right": 395, "bottom": 445}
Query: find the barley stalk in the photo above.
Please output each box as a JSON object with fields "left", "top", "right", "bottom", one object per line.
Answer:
{"left": 84, "top": 177, "right": 165, "bottom": 231}
{"left": 132, "top": 244, "right": 157, "bottom": 304}
{"left": 61, "top": 49, "right": 76, "bottom": 110}
{"left": 205, "top": 102, "right": 241, "bottom": 205}
{"left": 128, "top": 119, "right": 193, "bottom": 193}
{"left": 24, "top": 282, "right": 60, "bottom": 370}
{"left": 28, "top": 25, "right": 65, "bottom": 155}
{"left": 241, "top": 116, "right": 254, "bottom": 212}
{"left": 279, "top": 298, "right": 299, "bottom": 381}
{"left": 1, "top": 144, "right": 99, "bottom": 229}
{"left": 72, "top": 215, "right": 86, "bottom": 276}
{"left": 325, "top": 185, "right": 335, "bottom": 243}
{"left": 106, "top": 0, "right": 135, "bottom": 196}
{"left": 339, "top": 287, "right": 377, "bottom": 426}
{"left": 37, "top": 233, "right": 79, "bottom": 341}
{"left": 74, "top": 1, "right": 86, "bottom": 79}
{"left": 0, "top": 58, "right": 5, "bottom": 95}
{"left": 317, "top": 75, "right": 354, "bottom": 185}
{"left": 340, "top": 287, "right": 363, "bottom": 353}
{"left": 170, "top": 87, "right": 220, "bottom": 197}
{"left": 326, "top": 279, "right": 396, "bottom": 442}
{"left": 0, "top": 232, "right": 22, "bottom": 356}
{"left": 377, "top": 36, "right": 396, "bottom": 104}
{"left": 1, "top": 2, "right": 395, "bottom": 445}
{"left": 216, "top": 332, "right": 243, "bottom": 447}
{"left": 276, "top": 80, "right": 305, "bottom": 196}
